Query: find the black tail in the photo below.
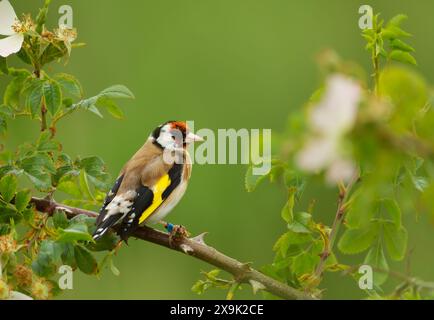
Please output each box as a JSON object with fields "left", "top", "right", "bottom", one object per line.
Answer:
{"left": 93, "top": 213, "right": 122, "bottom": 240}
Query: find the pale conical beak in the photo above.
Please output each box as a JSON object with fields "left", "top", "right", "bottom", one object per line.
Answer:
{"left": 186, "top": 132, "right": 204, "bottom": 143}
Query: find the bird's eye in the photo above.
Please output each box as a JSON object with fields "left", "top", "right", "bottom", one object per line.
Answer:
{"left": 171, "top": 135, "right": 176, "bottom": 140}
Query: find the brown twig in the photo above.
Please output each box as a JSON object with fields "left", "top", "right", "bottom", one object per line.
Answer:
{"left": 313, "top": 171, "right": 359, "bottom": 279}
{"left": 30, "top": 197, "right": 317, "bottom": 300}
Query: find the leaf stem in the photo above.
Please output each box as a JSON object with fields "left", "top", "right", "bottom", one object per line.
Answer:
{"left": 313, "top": 171, "right": 359, "bottom": 279}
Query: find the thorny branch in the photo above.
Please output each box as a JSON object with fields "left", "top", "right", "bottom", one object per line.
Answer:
{"left": 313, "top": 171, "right": 360, "bottom": 279}
{"left": 30, "top": 197, "right": 318, "bottom": 300}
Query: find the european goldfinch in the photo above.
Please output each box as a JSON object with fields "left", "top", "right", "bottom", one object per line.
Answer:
{"left": 92, "top": 121, "right": 203, "bottom": 242}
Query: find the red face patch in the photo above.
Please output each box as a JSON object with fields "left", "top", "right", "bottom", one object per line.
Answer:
{"left": 170, "top": 121, "right": 187, "bottom": 134}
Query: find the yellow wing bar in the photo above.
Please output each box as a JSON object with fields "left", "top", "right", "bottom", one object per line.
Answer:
{"left": 139, "top": 174, "right": 171, "bottom": 224}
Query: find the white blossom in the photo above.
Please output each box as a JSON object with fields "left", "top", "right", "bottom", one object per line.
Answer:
{"left": 310, "top": 74, "right": 361, "bottom": 136}
{"left": 295, "top": 136, "right": 337, "bottom": 172}
{"left": 325, "top": 157, "right": 356, "bottom": 185}
{"left": 296, "top": 74, "right": 361, "bottom": 185}
{"left": 0, "top": 0, "right": 24, "bottom": 57}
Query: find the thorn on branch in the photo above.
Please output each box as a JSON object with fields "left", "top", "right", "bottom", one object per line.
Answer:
{"left": 191, "top": 232, "right": 208, "bottom": 245}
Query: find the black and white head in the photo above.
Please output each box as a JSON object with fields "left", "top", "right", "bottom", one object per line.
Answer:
{"left": 150, "top": 121, "right": 203, "bottom": 150}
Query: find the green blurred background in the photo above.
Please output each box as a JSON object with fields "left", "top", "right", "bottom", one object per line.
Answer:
{"left": 3, "top": 0, "right": 434, "bottom": 299}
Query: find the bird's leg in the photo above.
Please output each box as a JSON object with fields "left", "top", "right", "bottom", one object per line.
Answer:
{"left": 159, "top": 221, "right": 190, "bottom": 247}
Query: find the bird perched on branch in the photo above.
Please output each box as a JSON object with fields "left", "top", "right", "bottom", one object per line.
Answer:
{"left": 92, "top": 121, "right": 203, "bottom": 242}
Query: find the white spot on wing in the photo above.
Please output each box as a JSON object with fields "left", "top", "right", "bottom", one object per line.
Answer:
{"left": 103, "top": 190, "right": 136, "bottom": 222}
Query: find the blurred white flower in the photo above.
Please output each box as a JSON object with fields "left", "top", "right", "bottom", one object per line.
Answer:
{"left": 296, "top": 74, "right": 361, "bottom": 185}
{"left": 0, "top": 0, "right": 23, "bottom": 57}
{"left": 310, "top": 74, "right": 361, "bottom": 136}
{"left": 325, "top": 158, "right": 356, "bottom": 185}
{"left": 295, "top": 136, "right": 337, "bottom": 172}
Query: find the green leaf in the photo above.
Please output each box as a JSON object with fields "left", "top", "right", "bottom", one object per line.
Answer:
{"left": 283, "top": 170, "right": 305, "bottom": 200}
{"left": 74, "top": 245, "right": 98, "bottom": 274}
{"left": 338, "top": 222, "right": 380, "bottom": 254}
{"left": 87, "top": 231, "right": 118, "bottom": 252}
{"left": 291, "top": 252, "right": 318, "bottom": 276}
{"left": 15, "top": 189, "right": 31, "bottom": 211}
{"left": 273, "top": 231, "right": 311, "bottom": 257}
{"left": 281, "top": 190, "right": 295, "bottom": 223}
{"left": 32, "top": 240, "right": 63, "bottom": 277}
{"left": 36, "top": 132, "right": 60, "bottom": 152}
{"left": 383, "top": 222, "right": 408, "bottom": 261}
{"left": 58, "top": 223, "right": 93, "bottom": 242}
{"left": 287, "top": 212, "right": 312, "bottom": 234}
{"left": 4, "top": 74, "right": 29, "bottom": 109}
{"left": 79, "top": 156, "right": 106, "bottom": 177}
{"left": 40, "top": 42, "right": 68, "bottom": 66}
{"left": 245, "top": 163, "right": 268, "bottom": 192}
{"left": 54, "top": 73, "right": 83, "bottom": 98}
{"left": 60, "top": 242, "right": 76, "bottom": 268}
{"left": 0, "top": 174, "right": 17, "bottom": 202}
{"left": 0, "top": 57, "right": 8, "bottom": 75}
{"left": 390, "top": 39, "right": 414, "bottom": 52}
{"left": 20, "top": 154, "right": 55, "bottom": 190}
{"left": 364, "top": 241, "right": 389, "bottom": 286}
{"left": 389, "top": 50, "right": 417, "bottom": 66}
{"left": 387, "top": 14, "right": 408, "bottom": 27}
{"left": 79, "top": 170, "right": 94, "bottom": 200}
{"left": 381, "top": 199, "right": 401, "bottom": 228}
{"left": 0, "top": 104, "right": 13, "bottom": 118}
{"left": 99, "top": 85, "right": 135, "bottom": 99}
{"left": 23, "top": 169, "right": 51, "bottom": 190}
{"left": 52, "top": 211, "right": 69, "bottom": 229}
{"left": 57, "top": 180, "right": 82, "bottom": 197}
{"left": 43, "top": 80, "right": 62, "bottom": 115}
{"left": 109, "top": 258, "right": 120, "bottom": 276}
{"left": 97, "top": 97, "right": 124, "bottom": 119}
{"left": 23, "top": 78, "right": 44, "bottom": 117}
{"left": 410, "top": 175, "right": 428, "bottom": 192}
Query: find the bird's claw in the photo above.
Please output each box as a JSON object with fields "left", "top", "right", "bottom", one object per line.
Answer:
{"left": 165, "top": 223, "right": 190, "bottom": 247}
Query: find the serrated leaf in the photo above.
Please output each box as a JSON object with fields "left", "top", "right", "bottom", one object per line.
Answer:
{"left": 23, "top": 78, "right": 44, "bottom": 118}
{"left": 364, "top": 241, "right": 389, "bottom": 286}
{"left": 55, "top": 73, "right": 83, "bottom": 98}
{"left": 291, "top": 252, "right": 318, "bottom": 276}
{"left": 245, "top": 164, "right": 268, "bottom": 192}
{"left": 0, "top": 174, "right": 17, "bottom": 202}
{"left": 32, "top": 240, "right": 63, "bottom": 277}
{"left": 338, "top": 222, "right": 380, "bottom": 254}
{"left": 287, "top": 212, "right": 312, "bottom": 234}
{"left": 36, "top": 131, "right": 60, "bottom": 152}
{"left": 4, "top": 74, "right": 29, "bottom": 109}
{"left": 52, "top": 211, "right": 69, "bottom": 229}
{"left": 15, "top": 189, "right": 31, "bottom": 211}
{"left": 74, "top": 245, "right": 98, "bottom": 274}
{"left": 99, "top": 85, "right": 135, "bottom": 99}
{"left": 389, "top": 50, "right": 417, "bottom": 66}
{"left": 381, "top": 199, "right": 401, "bottom": 228}
{"left": 57, "top": 180, "right": 82, "bottom": 198}
{"left": 273, "top": 231, "right": 311, "bottom": 257}
{"left": 383, "top": 222, "right": 407, "bottom": 261}
{"left": 43, "top": 80, "right": 62, "bottom": 115}
{"left": 58, "top": 223, "right": 93, "bottom": 242}
{"left": 97, "top": 97, "right": 124, "bottom": 119}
